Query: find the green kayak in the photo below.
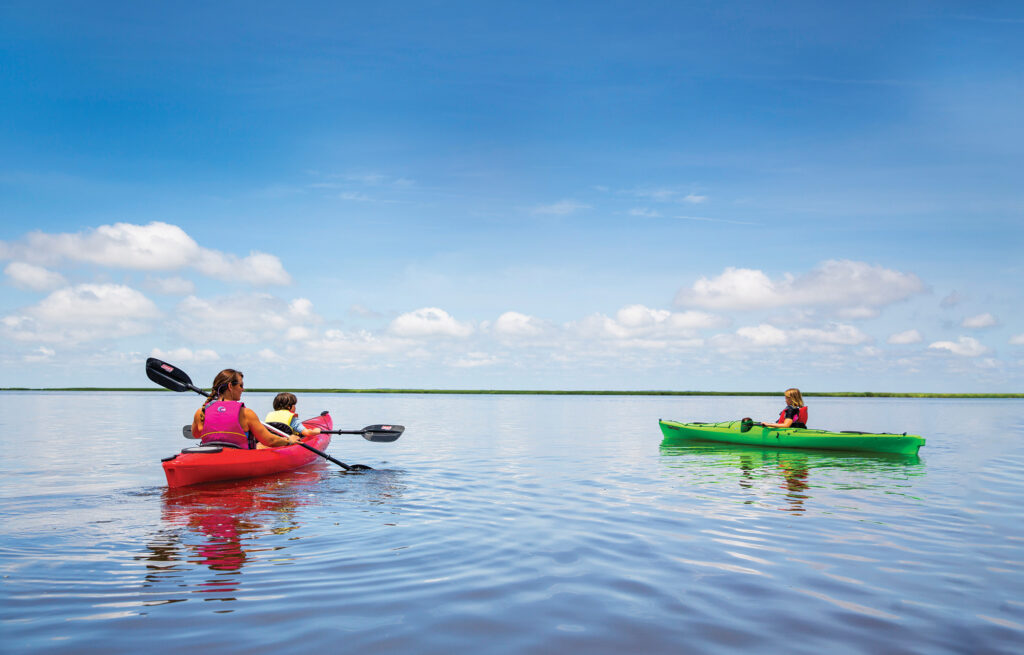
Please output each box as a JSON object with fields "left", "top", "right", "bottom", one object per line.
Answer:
{"left": 659, "top": 419, "right": 925, "bottom": 455}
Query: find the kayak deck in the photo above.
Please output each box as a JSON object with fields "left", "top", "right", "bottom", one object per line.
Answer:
{"left": 162, "top": 413, "right": 334, "bottom": 487}
{"left": 659, "top": 419, "right": 924, "bottom": 455}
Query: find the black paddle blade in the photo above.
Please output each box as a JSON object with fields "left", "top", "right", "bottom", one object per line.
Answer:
{"left": 348, "top": 464, "right": 374, "bottom": 470}
{"left": 146, "top": 358, "right": 198, "bottom": 393}
{"left": 740, "top": 418, "right": 754, "bottom": 433}
{"left": 361, "top": 424, "right": 404, "bottom": 442}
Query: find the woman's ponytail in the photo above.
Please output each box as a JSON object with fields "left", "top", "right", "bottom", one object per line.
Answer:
{"left": 197, "top": 369, "right": 243, "bottom": 426}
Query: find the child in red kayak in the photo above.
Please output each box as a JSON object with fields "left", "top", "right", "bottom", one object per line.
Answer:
{"left": 192, "top": 369, "right": 300, "bottom": 449}
{"left": 264, "top": 392, "right": 323, "bottom": 439}
{"left": 762, "top": 387, "right": 808, "bottom": 429}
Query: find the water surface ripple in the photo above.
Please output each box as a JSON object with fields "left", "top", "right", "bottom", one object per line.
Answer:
{"left": 1, "top": 392, "right": 1022, "bottom": 654}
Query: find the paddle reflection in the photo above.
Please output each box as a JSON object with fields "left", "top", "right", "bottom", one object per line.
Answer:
{"left": 660, "top": 441, "right": 922, "bottom": 513}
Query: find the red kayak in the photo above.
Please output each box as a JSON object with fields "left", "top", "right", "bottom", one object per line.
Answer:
{"left": 162, "top": 413, "right": 334, "bottom": 488}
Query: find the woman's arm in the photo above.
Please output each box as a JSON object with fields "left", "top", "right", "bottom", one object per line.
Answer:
{"left": 242, "top": 407, "right": 298, "bottom": 447}
{"left": 191, "top": 409, "right": 203, "bottom": 439}
{"left": 763, "top": 417, "right": 794, "bottom": 428}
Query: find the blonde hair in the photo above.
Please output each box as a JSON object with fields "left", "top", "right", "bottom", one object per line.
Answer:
{"left": 785, "top": 388, "right": 804, "bottom": 408}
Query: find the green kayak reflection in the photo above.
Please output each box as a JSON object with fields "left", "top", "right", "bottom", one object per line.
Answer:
{"left": 659, "top": 441, "right": 923, "bottom": 513}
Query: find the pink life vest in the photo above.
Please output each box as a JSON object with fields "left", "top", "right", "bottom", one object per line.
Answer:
{"left": 200, "top": 400, "right": 252, "bottom": 449}
{"left": 777, "top": 405, "right": 809, "bottom": 427}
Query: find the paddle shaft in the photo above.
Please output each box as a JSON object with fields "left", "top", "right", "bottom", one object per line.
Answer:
{"left": 261, "top": 420, "right": 367, "bottom": 470}
{"left": 295, "top": 441, "right": 354, "bottom": 470}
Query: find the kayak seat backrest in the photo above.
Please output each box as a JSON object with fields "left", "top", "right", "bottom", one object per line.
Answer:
{"left": 267, "top": 421, "right": 294, "bottom": 435}
{"left": 181, "top": 445, "right": 225, "bottom": 454}
{"left": 196, "top": 441, "right": 241, "bottom": 449}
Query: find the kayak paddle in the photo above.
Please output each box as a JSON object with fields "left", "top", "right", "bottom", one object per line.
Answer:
{"left": 261, "top": 421, "right": 372, "bottom": 471}
{"left": 182, "top": 422, "right": 403, "bottom": 443}
{"left": 321, "top": 425, "right": 404, "bottom": 442}
{"left": 146, "top": 357, "right": 387, "bottom": 472}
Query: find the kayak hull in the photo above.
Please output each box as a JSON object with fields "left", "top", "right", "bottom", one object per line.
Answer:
{"left": 659, "top": 419, "right": 924, "bottom": 455}
{"left": 162, "top": 413, "right": 334, "bottom": 487}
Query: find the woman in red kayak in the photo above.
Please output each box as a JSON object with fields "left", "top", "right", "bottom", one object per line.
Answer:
{"left": 762, "top": 387, "right": 808, "bottom": 429}
{"left": 191, "top": 369, "right": 299, "bottom": 449}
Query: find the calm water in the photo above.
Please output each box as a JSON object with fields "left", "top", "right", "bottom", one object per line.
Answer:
{"left": 1, "top": 392, "right": 1022, "bottom": 654}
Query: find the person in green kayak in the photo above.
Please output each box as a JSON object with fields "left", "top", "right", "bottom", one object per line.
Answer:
{"left": 264, "top": 392, "right": 323, "bottom": 439}
{"left": 191, "top": 369, "right": 300, "bottom": 449}
{"left": 762, "top": 387, "right": 808, "bottom": 429}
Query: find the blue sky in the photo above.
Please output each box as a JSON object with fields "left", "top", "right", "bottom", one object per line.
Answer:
{"left": 1, "top": 1, "right": 1022, "bottom": 391}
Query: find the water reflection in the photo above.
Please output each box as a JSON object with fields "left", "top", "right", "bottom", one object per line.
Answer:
{"left": 138, "top": 470, "right": 326, "bottom": 603}
{"left": 660, "top": 442, "right": 923, "bottom": 513}
{"left": 136, "top": 466, "right": 409, "bottom": 609}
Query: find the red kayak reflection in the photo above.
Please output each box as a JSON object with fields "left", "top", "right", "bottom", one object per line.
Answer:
{"left": 155, "top": 466, "right": 325, "bottom": 577}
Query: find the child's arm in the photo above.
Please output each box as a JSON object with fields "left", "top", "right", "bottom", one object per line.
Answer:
{"left": 291, "top": 415, "right": 321, "bottom": 438}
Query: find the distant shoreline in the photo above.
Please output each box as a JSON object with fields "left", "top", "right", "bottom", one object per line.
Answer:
{"left": 2, "top": 388, "right": 1021, "bottom": 398}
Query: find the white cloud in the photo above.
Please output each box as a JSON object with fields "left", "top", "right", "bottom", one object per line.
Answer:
{"left": 675, "top": 260, "right": 925, "bottom": 313}
{"left": 962, "top": 313, "right": 997, "bottom": 328}
{"left": 34, "top": 284, "right": 159, "bottom": 324}
{"left": 192, "top": 249, "right": 291, "bottom": 286}
{"left": 928, "top": 336, "right": 990, "bottom": 357}
{"left": 4, "top": 262, "right": 66, "bottom": 291}
{"left": 792, "top": 324, "right": 871, "bottom": 345}
{"left": 451, "top": 352, "right": 501, "bottom": 368}
{"left": 888, "top": 329, "right": 923, "bottom": 345}
{"left": 150, "top": 347, "right": 220, "bottom": 363}
{"left": 628, "top": 187, "right": 706, "bottom": 204}
{"left": 493, "top": 311, "right": 546, "bottom": 337}
{"left": 531, "top": 200, "right": 589, "bottom": 215}
{"left": 24, "top": 346, "right": 56, "bottom": 362}
{"left": 713, "top": 322, "right": 869, "bottom": 351}
{"left": 348, "top": 304, "right": 387, "bottom": 319}
{"left": 25, "top": 221, "right": 198, "bottom": 270}
{"left": 256, "top": 348, "right": 284, "bottom": 362}
{"left": 678, "top": 268, "right": 777, "bottom": 309}
{"left": 299, "top": 329, "right": 414, "bottom": 364}
{"left": 8, "top": 222, "right": 291, "bottom": 286}
{"left": 2, "top": 283, "right": 160, "bottom": 343}
{"left": 339, "top": 191, "right": 373, "bottom": 202}
{"left": 941, "top": 291, "right": 964, "bottom": 308}
{"left": 173, "top": 293, "right": 320, "bottom": 343}
{"left": 389, "top": 307, "right": 473, "bottom": 338}
{"left": 147, "top": 276, "right": 195, "bottom": 295}
{"left": 288, "top": 298, "right": 315, "bottom": 319}
{"left": 285, "top": 326, "right": 315, "bottom": 341}
{"left": 735, "top": 324, "right": 788, "bottom": 346}
{"left": 573, "top": 304, "right": 726, "bottom": 342}
{"left": 1011, "top": 334, "right": 1024, "bottom": 345}
{"left": 629, "top": 208, "right": 661, "bottom": 217}
{"left": 836, "top": 306, "right": 880, "bottom": 319}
